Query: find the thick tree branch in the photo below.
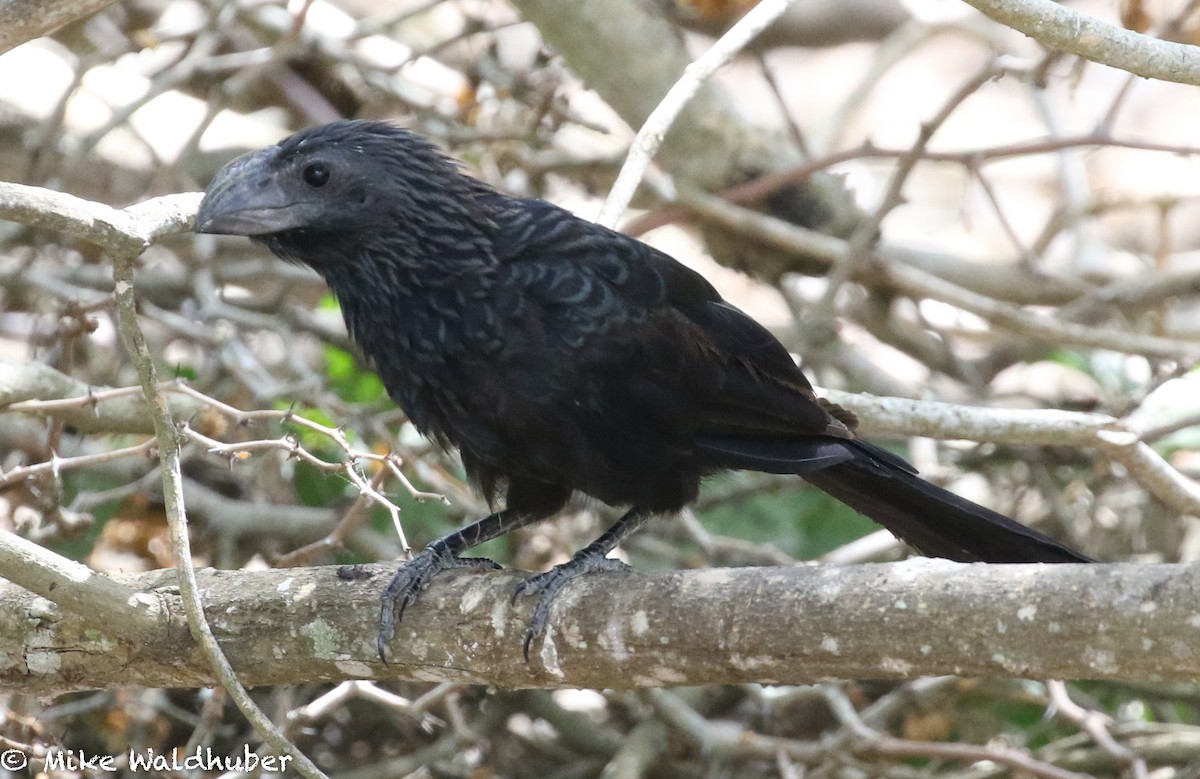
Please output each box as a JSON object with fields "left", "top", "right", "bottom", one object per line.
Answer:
{"left": 1, "top": 559, "right": 1193, "bottom": 694}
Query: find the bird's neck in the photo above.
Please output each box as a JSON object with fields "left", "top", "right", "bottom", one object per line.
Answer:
{"left": 289, "top": 231, "right": 499, "bottom": 437}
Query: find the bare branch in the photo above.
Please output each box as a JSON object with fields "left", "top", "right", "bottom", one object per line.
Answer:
{"left": 109, "top": 196, "right": 328, "bottom": 778}
{"left": 512, "top": 0, "right": 862, "bottom": 238}
{"left": 0, "top": 177, "right": 326, "bottom": 776}
{"left": 0, "top": 527, "right": 162, "bottom": 639}
{"left": 961, "top": 0, "right": 1200, "bottom": 85}
{"left": 821, "top": 388, "right": 1200, "bottom": 516}
{"left": 679, "top": 187, "right": 1200, "bottom": 361}
{"left": 0, "top": 0, "right": 120, "bottom": 56}
{"left": 0, "top": 183, "right": 201, "bottom": 257}
{"left": 2, "top": 560, "right": 1195, "bottom": 694}
{"left": 598, "top": 0, "right": 802, "bottom": 226}
{"left": 0, "top": 362, "right": 202, "bottom": 434}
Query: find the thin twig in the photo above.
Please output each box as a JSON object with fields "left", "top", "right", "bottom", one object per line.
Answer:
{"left": 597, "top": 0, "right": 801, "bottom": 226}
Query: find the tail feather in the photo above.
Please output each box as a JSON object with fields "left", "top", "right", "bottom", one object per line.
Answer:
{"left": 802, "top": 442, "right": 1090, "bottom": 563}
{"left": 695, "top": 435, "right": 1090, "bottom": 563}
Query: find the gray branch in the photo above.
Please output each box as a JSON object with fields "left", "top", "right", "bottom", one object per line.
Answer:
{"left": 959, "top": 0, "right": 1200, "bottom": 86}
{"left": 0, "top": 179, "right": 324, "bottom": 777}
{"left": 1, "top": 559, "right": 1193, "bottom": 694}
{"left": 7, "top": 358, "right": 1198, "bottom": 515}
{"left": 0, "top": 0, "right": 119, "bottom": 56}
{"left": 512, "top": 0, "right": 862, "bottom": 241}
{"left": 0, "top": 360, "right": 204, "bottom": 435}
{"left": 0, "top": 182, "right": 202, "bottom": 257}
{"left": 0, "top": 529, "right": 163, "bottom": 643}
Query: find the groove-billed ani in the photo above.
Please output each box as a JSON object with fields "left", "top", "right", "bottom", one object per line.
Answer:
{"left": 196, "top": 120, "right": 1090, "bottom": 658}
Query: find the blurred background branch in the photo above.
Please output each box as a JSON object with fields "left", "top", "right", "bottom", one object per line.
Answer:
{"left": 0, "top": 0, "right": 120, "bottom": 56}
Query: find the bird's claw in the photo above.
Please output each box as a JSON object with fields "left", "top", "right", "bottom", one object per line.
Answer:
{"left": 513, "top": 554, "right": 631, "bottom": 661}
{"left": 377, "top": 548, "right": 500, "bottom": 662}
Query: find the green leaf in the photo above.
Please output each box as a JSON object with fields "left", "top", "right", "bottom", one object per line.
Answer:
{"left": 323, "top": 344, "right": 387, "bottom": 403}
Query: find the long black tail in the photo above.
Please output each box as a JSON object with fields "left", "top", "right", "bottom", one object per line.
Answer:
{"left": 694, "top": 435, "right": 1090, "bottom": 563}
{"left": 802, "top": 441, "right": 1090, "bottom": 563}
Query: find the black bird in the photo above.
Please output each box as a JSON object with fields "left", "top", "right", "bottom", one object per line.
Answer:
{"left": 196, "top": 120, "right": 1090, "bottom": 657}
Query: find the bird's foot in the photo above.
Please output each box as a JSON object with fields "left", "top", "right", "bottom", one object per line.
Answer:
{"left": 378, "top": 547, "right": 500, "bottom": 662}
{"left": 512, "top": 552, "right": 631, "bottom": 660}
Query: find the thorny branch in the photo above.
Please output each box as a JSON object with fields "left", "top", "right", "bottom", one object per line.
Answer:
{"left": 1, "top": 178, "right": 328, "bottom": 778}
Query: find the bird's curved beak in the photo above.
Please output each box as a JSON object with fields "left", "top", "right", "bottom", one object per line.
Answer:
{"left": 196, "top": 149, "right": 305, "bottom": 236}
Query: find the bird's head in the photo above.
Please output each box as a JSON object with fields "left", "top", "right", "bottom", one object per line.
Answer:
{"left": 196, "top": 120, "right": 481, "bottom": 240}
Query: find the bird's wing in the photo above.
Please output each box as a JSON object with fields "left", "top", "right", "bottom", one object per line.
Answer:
{"left": 487, "top": 198, "right": 854, "bottom": 455}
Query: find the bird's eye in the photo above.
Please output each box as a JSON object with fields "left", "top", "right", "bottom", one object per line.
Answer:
{"left": 302, "top": 162, "right": 330, "bottom": 187}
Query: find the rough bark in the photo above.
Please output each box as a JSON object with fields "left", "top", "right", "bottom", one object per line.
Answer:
{"left": 2, "top": 560, "right": 1194, "bottom": 694}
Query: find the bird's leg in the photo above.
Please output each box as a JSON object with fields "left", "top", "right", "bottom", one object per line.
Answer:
{"left": 514, "top": 507, "right": 655, "bottom": 660}
{"left": 378, "top": 507, "right": 542, "bottom": 661}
